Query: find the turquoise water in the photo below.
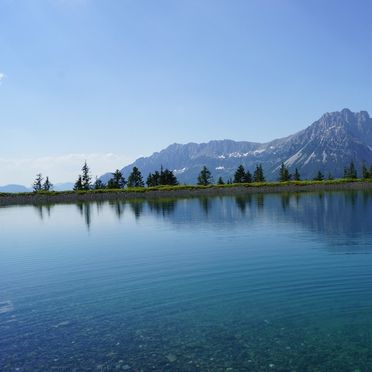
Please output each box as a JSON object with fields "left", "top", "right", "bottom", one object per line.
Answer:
{"left": 1, "top": 192, "right": 372, "bottom": 371}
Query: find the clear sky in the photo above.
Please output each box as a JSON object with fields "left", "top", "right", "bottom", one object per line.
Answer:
{"left": 1, "top": 0, "right": 372, "bottom": 185}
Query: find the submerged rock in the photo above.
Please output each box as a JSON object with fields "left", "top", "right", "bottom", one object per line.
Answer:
{"left": 165, "top": 353, "right": 177, "bottom": 362}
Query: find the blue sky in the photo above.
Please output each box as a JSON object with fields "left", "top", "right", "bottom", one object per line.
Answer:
{"left": 1, "top": 0, "right": 372, "bottom": 184}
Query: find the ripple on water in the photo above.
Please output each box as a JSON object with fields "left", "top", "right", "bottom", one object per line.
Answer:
{"left": 1, "top": 193, "right": 372, "bottom": 370}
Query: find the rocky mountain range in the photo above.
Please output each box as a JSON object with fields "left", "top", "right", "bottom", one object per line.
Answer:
{"left": 0, "top": 183, "right": 74, "bottom": 193}
{"left": 0, "top": 184, "right": 31, "bottom": 193}
{"left": 105, "top": 108, "right": 372, "bottom": 183}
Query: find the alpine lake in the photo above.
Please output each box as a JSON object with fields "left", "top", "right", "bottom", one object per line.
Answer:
{"left": 1, "top": 191, "right": 372, "bottom": 371}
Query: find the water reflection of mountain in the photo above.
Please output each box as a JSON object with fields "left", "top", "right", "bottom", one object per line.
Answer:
{"left": 117, "top": 192, "right": 372, "bottom": 249}
{"left": 278, "top": 191, "right": 372, "bottom": 237}
{"left": 31, "top": 191, "right": 372, "bottom": 248}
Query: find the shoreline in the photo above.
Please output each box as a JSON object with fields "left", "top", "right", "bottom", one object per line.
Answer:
{"left": 1, "top": 180, "right": 372, "bottom": 205}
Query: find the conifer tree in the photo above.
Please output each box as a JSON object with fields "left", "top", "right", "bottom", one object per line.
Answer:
{"left": 107, "top": 169, "right": 126, "bottom": 189}
{"left": 313, "top": 170, "right": 324, "bottom": 181}
{"left": 146, "top": 171, "right": 160, "bottom": 187}
{"left": 93, "top": 177, "right": 105, "bottom": 190}
{"left": 197, "top": 166, "right": 213, "bottom": 186}
{"left": 233, "top": 165, "right": 246, "bottom": 183}
{"left": 42, "top": 176, "right": 53, "bottom": 191}
{"left": 361, "top": 163, "right": 370, "bottom": 179}
{"left": 160, "top": 168, "right": 178, "bottom": 185}
{"left": 350, "top": 160, "right": 357, "bottom": 179}
{"left": 146, "top": 173, "right": 154, "bottom": 187}
{"left": 344, "top": 160, "right": 357, "bottom": 179}
{"left": 243, "top": 170, "right": 252, "bottom": 183}
{"left": 159, "top": 165, "right": 166, "bottom": 185}
{"left": 293, "top": 168, "right": 301, "bottom": 181}
{"left": 74, "top": 175, "right": 83, "bottom": 191}
{"left": 278, "top": 162, "right": 291, "bottom": 182}
{"left": 33, "top": 173, "right": 43, "bottom": 192}
{"left": 146, "top": 168, "right": 178, "bottom": 187}
{"left": 217, "top": 176, "right": 224, "bottom": 185}
{"left": 253, "top": 164, "right": 265, "bottom": 182}
{"left": 81, "top": 161, "right": 92, "bottom": 190}
{"left": 128, "top": 167, "right": 144, "bottom": 187}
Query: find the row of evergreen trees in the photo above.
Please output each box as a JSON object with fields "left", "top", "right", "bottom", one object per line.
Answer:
{"left": 347, "top": 161, "right": 372, "bottom": 179}
{"left": 233, "top": 164, "right": 266, "bottom": 183}
{"left": 146, "top": 166, "right": 178, "bottom": 187}
{"left": 196, "top": 164, "right": 267, "bottom": 186}
{"left": 72, "top": 162, "right": 179, "bottom": 191}
{"left": 198, "top": 160, "right": 372, "bottom": 185}
{"left": 32, "top": 160, "right": 372, "bottom": 192}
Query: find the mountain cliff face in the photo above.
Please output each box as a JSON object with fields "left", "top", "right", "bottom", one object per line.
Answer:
{"left": 101, "top": 109, "right": 372, "bottom": 183}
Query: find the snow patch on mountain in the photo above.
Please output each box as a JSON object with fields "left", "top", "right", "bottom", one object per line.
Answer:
{"left": 254, "top": 149, "right": 266, "bottom": 155}
{"left": 285, "top": 151, "right": 303, "bottom": 167}
{"left": 304, "top": 152, "right": 316, "bottom": 165}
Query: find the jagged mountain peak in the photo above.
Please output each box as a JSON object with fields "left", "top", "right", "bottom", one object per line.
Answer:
{"left": 316, "top": 108, "right": 370, "bottom": 127}
{"left": 305, "top": 109, "right": 372, "bottom": 146}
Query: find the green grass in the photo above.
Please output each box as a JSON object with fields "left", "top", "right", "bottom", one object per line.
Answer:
{"left": 0, "top": 178, "right": 371, "bottom": 198}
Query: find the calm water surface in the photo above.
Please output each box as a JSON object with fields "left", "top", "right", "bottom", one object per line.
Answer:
{"left": 1, "top": 192, "right": 372, "bottom": 371}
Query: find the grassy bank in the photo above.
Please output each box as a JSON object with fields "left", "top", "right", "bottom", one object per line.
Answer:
{"left": 0, "top": 178, "right": 372, "bottom": 206}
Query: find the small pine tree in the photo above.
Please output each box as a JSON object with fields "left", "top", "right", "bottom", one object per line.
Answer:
{"left": 81, "top": 161, "right": 92, "bottom": 190}
{"left": 233, "top": 165, "right": 246, "bottom": 183}
{"left": 146, "top": 173, "right": 155, "bottom": 187}
{"left": 160, "top": 168, "right": 178, "bottom": 185}
{"left": 313, "top": 170, "right": 324, "bottom": 181}
{"left": 197, "top": 166, "right": 213, "bottom": 186}
{"left": 146, "top": 171, "right": 160, "bottom": 187}
{"left": 33, "top": 173, "right": 43, "bottom": 192}
{"left": 344, "top": 160, "right": 357, "bottom": 179}
{"left": 217, "top": 176, "right": 224, "bottom": 185}
{"left": 42, "top": 176, "right": 53, "bottom": 191}
{"left": 253, "top": 164, "right": 265, "bottom": 182}
{"left": 107, "top": 169, "right": 126, "bottom": 189}
{"left": 350, "top": 160, "right": 357, "bottom": 179}
{"left": 361, "top": 163, "right": 370, "bottom": 179}
{"left": 128, "top": 167, "right": 144, "bottom": 187}
{"left": 74, "top": 175, "right": 83, "bottom": 191}
{"left": 259, "top": 164, "right": 265, "bottom": 182}
{"left": 293, "top": 168, "right": 301, "bottom": 181}
{"left": 243, "top": 170, "right": 252, "bottom": 183}
{"left": 327, "top": 172, "right": 334, "bottom": 180}
{"left": 278, "top": 162, "right": 291, "bottom": 182}
{"left": 93, "top": 177, "right": 105, "bottom": 190}
{"left": 74, "top": 174, "right": 83, "bottom": 191}
{"left": 159, "top": 166, "right": 166, "bottom": 185}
